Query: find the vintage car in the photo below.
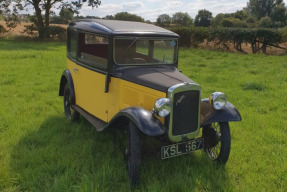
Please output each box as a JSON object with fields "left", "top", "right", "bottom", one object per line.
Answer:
{"left": 59, "top": 19, "right": 241, "bottom": 186}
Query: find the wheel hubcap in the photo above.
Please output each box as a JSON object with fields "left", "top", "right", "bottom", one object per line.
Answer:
{"left": 204, "top": 123, "right": 222, "bottom": 160}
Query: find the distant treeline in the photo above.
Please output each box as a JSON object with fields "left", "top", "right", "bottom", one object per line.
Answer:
{"left": 170, "top": 27, "right": 287, "bottom": 54}
{"left": 0, "top": 0, "right": 286, "bottom": 53}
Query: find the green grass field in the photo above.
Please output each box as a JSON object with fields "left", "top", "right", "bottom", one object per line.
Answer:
{"left": 0, "top": 40, "right": 286, "bottom": 192}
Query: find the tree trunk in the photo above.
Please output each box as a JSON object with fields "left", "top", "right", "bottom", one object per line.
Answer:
{"left": 251, "top": 41, "right": 256, "bottom": 54}
{"left": 44, "top": 0, "right": 52, "bottom": 38}
{"left": 34, "top": 1, "right": 45, "bottom": 39}
{"left": 262, "top": 43, "right": 267, "bottom": 54}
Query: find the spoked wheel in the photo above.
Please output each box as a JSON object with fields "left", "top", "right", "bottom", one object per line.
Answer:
{"left": 203, "top": 122, "right": 231, "bottom": 164}
{"left": 63, "top": 84, "right": 79, "bottom": 121}
{"left": 125, "top": 121, "right": 141, "bottom": 187}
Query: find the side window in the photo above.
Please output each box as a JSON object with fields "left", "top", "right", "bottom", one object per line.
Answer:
{"left": 79, "top": 33, "right": 109, "bottom": 69}
{"left": 68, "top": 30, "right": 77, "bottom": 58}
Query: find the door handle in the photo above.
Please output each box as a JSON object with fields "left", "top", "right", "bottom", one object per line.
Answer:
{"left": 73, "top": 68, "right": 78, "bottom": 73}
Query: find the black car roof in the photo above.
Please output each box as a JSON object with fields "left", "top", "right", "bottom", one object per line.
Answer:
{"left": 68, "top": 19, "right": 179, "bottom": 38}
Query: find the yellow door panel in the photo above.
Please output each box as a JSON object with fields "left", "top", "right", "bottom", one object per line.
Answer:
{"left": 77, "top": 66, "right": 108, "bottom": 121}
{"left": 68, "top": 59, "right": 108, "bottom": 122}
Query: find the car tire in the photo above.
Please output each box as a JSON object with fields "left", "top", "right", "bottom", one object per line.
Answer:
{"left": 63, "top": 84, "right": 79, "bottom": 121}
{"left": 125, "top": 121, "right": 141, "bottom": 187}
{"left": 203, "top": 122, "right": 231, "bottom": 164}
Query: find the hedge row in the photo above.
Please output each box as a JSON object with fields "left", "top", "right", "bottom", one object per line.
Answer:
{"left": 169, "top": 27, "right": 287, "bottom": 54}
{"left": 168, "top": 27, "right": 210, "bottom": 48}
{"left": 23, "top": 24, "right": 66, "bottom": 40}
{"left": 209, "top": 28, "right": 286, "bottom": 53}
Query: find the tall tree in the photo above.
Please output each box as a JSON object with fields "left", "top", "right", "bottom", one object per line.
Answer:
{"left": 114, "top": 12, "right": 144, "bottom": 22}
{"left": 156, "top": 14, "right": 171, "bottom": 27}
{"left": 59, "top": 7, "right": 74, "bottom": 24}
{"left": 194, "top": 9, "right": 213, "bottom": 27}
{"left": 270, "top": 4, "right": 287, "bottom": 25}
{"left": 246, "top": 0, "right": 276, "bottom": 19}
{"left": 211, "top": 13, "right": 225, "bottom": 27}
{"left": 103, "top": 15, "right": 114, "bottom": 20}
{"left": 172, "top": 12, "right": 193, "bottom": 27}
{"left": 0, "top": 0, "right": 101, "bottom": 39}
{"left": 233, "top": 10, "right": 249, "bottom": 20}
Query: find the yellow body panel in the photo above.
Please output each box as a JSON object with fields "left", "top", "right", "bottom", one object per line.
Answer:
{"left": 108, "top": 77, "right": 166, "bottom": 122}
{"left": 67, "top": 59, "right": 166, "bottom": 123}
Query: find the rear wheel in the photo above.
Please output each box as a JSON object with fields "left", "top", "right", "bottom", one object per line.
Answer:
{"left": 125, "top": 121, "right": 141, "bottom": 187}
{"left": 203, "top": 122, "right": 231, "bottom": 164}
{"left": 63, "top": 84, "right": 79, "bottom": 121}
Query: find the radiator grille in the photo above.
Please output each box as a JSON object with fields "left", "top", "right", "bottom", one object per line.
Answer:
{"left": 172, "top": 91, "right": 200, "bottom": 136}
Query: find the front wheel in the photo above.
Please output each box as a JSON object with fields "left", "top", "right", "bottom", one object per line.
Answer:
{"left": 202, "top": 122, "right": 231, "bottom": 164}
{"left": 125, "top": 121, "right": 141, "bottom": 187}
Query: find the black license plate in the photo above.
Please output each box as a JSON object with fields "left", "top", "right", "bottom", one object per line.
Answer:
{"left": 161, "top": 138, "right": 204, "bottom": 159}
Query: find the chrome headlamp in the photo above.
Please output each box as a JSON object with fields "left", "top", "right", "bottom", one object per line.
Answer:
{"left": 153, "top": 98, "right": 172, "bottom": 117}
{"left": 209, "top": 92, "right": 227, "bottom": 110}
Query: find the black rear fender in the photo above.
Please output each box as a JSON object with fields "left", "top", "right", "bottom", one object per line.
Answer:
{"left": 59, "top": 69, "right": 75, "bottom": 103}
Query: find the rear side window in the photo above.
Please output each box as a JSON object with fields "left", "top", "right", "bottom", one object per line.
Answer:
{"left": 79, "top": 33, "right": 109, "bottom": 70}
{"left": 68, "top": 30, "right": 77, "bottom": 58}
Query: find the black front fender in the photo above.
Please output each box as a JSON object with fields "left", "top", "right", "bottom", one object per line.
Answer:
{"left": 201, "top": 98, "right": 242, "bottom": 127}
{"left": 107, "top": 107, "right": 166, "bottom": 136}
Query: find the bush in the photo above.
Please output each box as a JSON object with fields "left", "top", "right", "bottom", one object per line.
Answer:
{"left": 279, "top": 27, "right": 287, "bottom": 42}
{"left": 190, "top": 27, "right": 210, "bottom": 48}
{"left": 169, "top": 27, "right": 191, "bottom": 47}
{"left": 221, "top": 18, "right": 248, "bottom": 28}
{"left": 0, "top": 24, "right": 7, "bottom": 34}
{"left": 259, "top": 17, "right": 273, "bottom": 28}
{"left": 256, "top": 28, "right": 283, "bottom": 53}
{"left": 45, "top": 26, "right": 66, "bottom": 40}
{"left": 222, "top": 19, "right": 233, "bottom": 27}
{"left": 22, "top": 24, "right": 38, "bottom": 37}
{"left": 246, "top": 17, "right": 256, "bottom": 24}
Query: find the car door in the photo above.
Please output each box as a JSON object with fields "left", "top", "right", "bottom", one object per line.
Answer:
{"left": 74, "top": 33, "right": 109, "bottom": 122}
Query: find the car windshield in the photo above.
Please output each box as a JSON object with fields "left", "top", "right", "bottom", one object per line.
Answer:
{"left": 114, "top": 38, "right": 178, "bottom": 65}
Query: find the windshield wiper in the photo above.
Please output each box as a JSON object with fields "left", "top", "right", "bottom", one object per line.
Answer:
{"left": 125, "top": 38, "right": 138, "bottom": 51}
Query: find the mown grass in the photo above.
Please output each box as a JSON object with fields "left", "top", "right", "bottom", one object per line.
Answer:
{"left": 0, "top": 40, "right": 287, "bottom": 191}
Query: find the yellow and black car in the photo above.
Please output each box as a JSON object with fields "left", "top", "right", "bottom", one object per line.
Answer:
{"left": 59, "top": 19, "right": 241, "bottom": 185}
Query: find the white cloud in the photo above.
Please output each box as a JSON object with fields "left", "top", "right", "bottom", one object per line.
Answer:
{"left": 77, "top": 0, "right": 287, "bottom": 21}
{"left": 166, "top": 1, "right": 184, "bottom": 8}
{"left": 122, "top": 2, "right": 145, "bottom": 10}
{"left": 147, "top": 0, "right": 164, "bottom": 2}
{"left": 80, "top": 1, "right": 145, "bottom": 15}
{"left": 15, "top": 0, "right": 287, "bottom": 21}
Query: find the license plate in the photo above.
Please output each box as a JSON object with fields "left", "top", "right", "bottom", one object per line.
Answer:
{"left": 161, "top": 138, "right": 204, "bottom": 159}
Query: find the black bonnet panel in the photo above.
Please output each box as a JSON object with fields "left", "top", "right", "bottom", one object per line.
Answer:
{"left": 114, "top": 66, "right": 195, "bottom": 92}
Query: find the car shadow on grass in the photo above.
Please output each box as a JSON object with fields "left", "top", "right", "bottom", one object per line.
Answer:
{"left": 10, "top": 116, "right": 233, "bottom": 192}
{"left": 10, "top": 116, "right": 129, "bottom": 191}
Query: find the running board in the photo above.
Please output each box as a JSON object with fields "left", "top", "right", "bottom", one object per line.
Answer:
{"left": 72, "top": 105, "right": 107, "bottom": 132}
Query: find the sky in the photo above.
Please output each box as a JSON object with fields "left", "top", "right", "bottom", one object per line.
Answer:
{"left": 77, "top": 0, "right": 287, "bottom": 21}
